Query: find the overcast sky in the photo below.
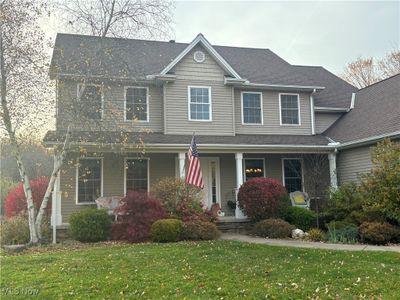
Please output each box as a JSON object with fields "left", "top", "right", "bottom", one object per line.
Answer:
{"left": 171, "top": 1, "right": 399, "bottom": 74}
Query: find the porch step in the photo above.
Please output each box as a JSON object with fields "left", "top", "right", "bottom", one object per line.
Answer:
{"left": 217, "top": 218, "right": 253, "bottom": 234}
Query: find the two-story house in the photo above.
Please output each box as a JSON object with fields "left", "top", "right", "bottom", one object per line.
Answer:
{"left": 44, "top": 33, "right": 398, "bottom": 226}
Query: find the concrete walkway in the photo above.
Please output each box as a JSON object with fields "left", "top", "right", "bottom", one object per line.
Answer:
{"left": 221, "top": 233, "right": 400, "bottom": 253}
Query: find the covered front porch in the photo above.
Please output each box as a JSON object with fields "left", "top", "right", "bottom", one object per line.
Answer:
{"left": 52, "top": 145, "right": 338, "bottom": 225}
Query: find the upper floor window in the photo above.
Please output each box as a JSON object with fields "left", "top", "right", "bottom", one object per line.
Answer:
{"left": 242, "top": 92, "right": 263, "bottom": 124}
{"left": 77, "top": 158, "right": 102, "bottom": 204}
{"left": 282, "top": 158, "right": 303, "bottom": 193}
{"left": 188, "top": 86, "right": 211, "bottom": 121}
{"left": 78, "top": 84, "right": 103, "bottom": 120}
{"left": 125, "top": 87, "right": 148, "bottom": 122}
{"left": 280, "top": 94, "right": 300, "bottom": 125}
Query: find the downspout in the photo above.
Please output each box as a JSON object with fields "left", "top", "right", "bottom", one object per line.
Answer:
{"left": 310, "top": 88, "right": 316, "bottom": 135}
{"left": 349, "top": 92, "right": 356, "bottom": 111}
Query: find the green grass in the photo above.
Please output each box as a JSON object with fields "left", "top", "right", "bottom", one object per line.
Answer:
{"left": 1, "top": 240, "right": 399, "bottom": 299}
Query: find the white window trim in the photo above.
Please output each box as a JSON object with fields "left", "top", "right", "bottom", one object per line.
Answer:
{"left": 124, "top": 86, "right": 150, "bottom": 122}
{"left": 281, "top": 158, "right": 305, "bottom": 192}
{"left": 76, "top": 83, "right": 104, "bottom": 120}
{"left": 279, "top": 93, "right": 301, "bottom": 126}
{"left": 76, "top": 157, "right": 104, "bottom": 205}
{"left": 243, "top": 158, "right": 266, "bottom": 181}
{"left": 241, "top": 91, "right": 264, "bottom": 125}
{"left": 188, "top": 86, "right": 212, "bottom": 121}
{"left": 123, "top": 157, "right": 150, "bottom": 195}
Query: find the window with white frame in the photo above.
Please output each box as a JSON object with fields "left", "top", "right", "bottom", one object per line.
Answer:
{"left": 77, "top": 158, "right": 102, "bottom": 203}
{"left": 189, "top": 87, "right": 211, "bottom": 121}
{"left": 244, "top": 159, "right": 265, "bottom": 181}
{"left": 125, "top": 87, "right": 148, "bottom": 121}
{"left": 280, "top": 94, "right": 300, "bottom": 125}
{"left": 78, "top": 85, "right": 102, "bottom": 120}
{"left": 125, "top": 159, "right": 149, "bottom": 192}
{"left": 242, "top": 92, "right": 262, "bottom": 124}
{"left": 283, "top": 159, "right": 303, "bottom": 193}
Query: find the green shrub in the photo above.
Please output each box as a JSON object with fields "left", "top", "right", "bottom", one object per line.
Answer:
{"left": 283, "top": 206, "right": 316, "bottom": 231}
{"left": 326, "top": 221, "right": 359, "bottom": 243}
{"left": 307, "top": 228, "right": 325, "bottom": 242}
{"left": 151, "top": 219, "right": 183, "bottom": 243}
{"left": 359, "top": 222, "right": 400, "bottom": 245}
{"left": 69, "top": 208, "right": 112, "bottom": 242}
{"left": 0, "top": 215, "right": 30, "bottom": 245}
{"left": 253, "top": 218, "right": 295, "bottom": 239}
{"left": 326, "top": 183, "right": 364, "bottom": 223}
{"left": 0, "top": 178, "right": 17, "bottom": 215}
{"left": 182, "top": 221, "right": 221, "bottom": 240}
{"left": 359, "top": 140, "right": 400, "bottom": 223}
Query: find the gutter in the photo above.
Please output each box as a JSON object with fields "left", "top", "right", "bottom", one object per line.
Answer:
{"left": 314, "top": 106, "right": 349, "bottom": 113}
{"left": 224, "top": 77, "right": 325, "bottom": 91}
{"left": 333, "top": 131, "right": 400, "bottom": 150}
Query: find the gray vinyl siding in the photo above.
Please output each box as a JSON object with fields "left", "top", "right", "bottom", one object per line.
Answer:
{"left": 165, "top": 45, "right": 234, "bottom": 135}
{"left": 59, "top": 153, "right": 175, "bottom": 222}
{"left": 56, "top": 79, "right": 163, "bottom": 132}
{"left": 234, "top": 90, "right": 312, "bottom": 134}
{"left": 315, "top": 112, "right": 343, "bottom": 134}
{"left": 337, "top": 146, "right": 372, "bottom": 184}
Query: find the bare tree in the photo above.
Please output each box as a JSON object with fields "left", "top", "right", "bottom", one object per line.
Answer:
{"left": 341, "top": 57, "right": 380, "bottom": 89}
{"left": 341, "top": 49, "right": 400, "bottom": 89}
{"left": 55, "top": 0, "right": 174, "bottom": 39}
{"left": 378, "top": 49, "right": 400, "bottom": 78}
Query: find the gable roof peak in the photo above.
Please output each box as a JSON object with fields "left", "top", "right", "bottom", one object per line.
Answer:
{"left": 159, "top": 33, "right": 242, "bottom": 79}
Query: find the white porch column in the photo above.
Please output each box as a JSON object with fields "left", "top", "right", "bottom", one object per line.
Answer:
{"left": 178, "top": 152, "right": 186, "bottom": 179}
{"left": 328, "top": 152, "right": 338, "bottom": 190}
{"left": 235, "top": 153, "right": 246, "bottom": 219}
{"left": 52, "top": 171, "right": 62, "bottom": 244}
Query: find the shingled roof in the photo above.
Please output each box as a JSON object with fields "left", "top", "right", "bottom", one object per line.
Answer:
{"left": 324, "top": 73, "right": 400, "bottom": 143}
{"left": 43, "top": 131, "right": 331, "bottom": 147}
{"left": 50, "top": 33, "right": 356, "bottom": 108}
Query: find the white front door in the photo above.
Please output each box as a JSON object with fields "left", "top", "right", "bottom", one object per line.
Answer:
{"left": 200, "top": 157, "right": 221, "bottom": 209}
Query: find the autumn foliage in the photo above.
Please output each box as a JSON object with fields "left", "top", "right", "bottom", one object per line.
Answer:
{"left": 4, "top": 177, "right": 50, "bottom": 218}
{"left": 112, "top": 191, "right": 166, "bottom": 243}
{"left": 238, "top": 177, "right": 288, "bottom": 222}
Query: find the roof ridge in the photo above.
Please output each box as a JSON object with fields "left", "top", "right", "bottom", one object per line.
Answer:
{"left": 357, "top": 72, "right": 400, "bottom": 91}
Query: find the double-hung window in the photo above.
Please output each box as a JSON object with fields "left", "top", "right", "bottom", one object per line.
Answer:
{"left": 189, "top": 86, "right": 211, "bottom": 121}
{"left": 125, "top": 87, "right": 148, "bottom": 121}
{"left": 77, "top": 158, "right": 102, "bottom": 203}
{"left": 242, "top": 92, "right": 263, "bottom": 124}
{"left": 125, "top": 159, "right": 149, "bottom": 193}
{"left": 280, "top": 94, "right": 300, "bottom": 125}
{"left": 78, "top": 84, "right": 103, "bottom": 120}
{"left": 282, "top": 159, "right": 303, "bottom": 193}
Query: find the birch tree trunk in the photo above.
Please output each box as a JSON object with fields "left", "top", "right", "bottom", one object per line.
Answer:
{"left": 0, "top": 29, "right": 39, "bottom": 244}
{"left": 35, "top": 126, "right": 71, "bottom": 239}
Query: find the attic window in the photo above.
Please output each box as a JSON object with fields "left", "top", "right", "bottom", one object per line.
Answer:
{"left": 193, "top": 51, "right": 205, "bottom": 63}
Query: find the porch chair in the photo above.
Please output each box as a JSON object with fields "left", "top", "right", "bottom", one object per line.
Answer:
{"left": 289, "top": 191, "right": 310, "bottom": 209}
{"left": 95, "top": 196, "right": 124, "bottom": 221}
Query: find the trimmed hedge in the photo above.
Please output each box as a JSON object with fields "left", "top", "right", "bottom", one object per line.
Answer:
{"left": 283, "top": 206, "right": 316, "bottom": 231}
{"left": 151, "top": 219, "right": 183, "bottom": 243}
{"left": 253, "top": 218, "right": 295, "bottom": 239}
{"left": 182, "top": 221, "right": 221, "bottom": 240}
{"left": 69, "top": 208, "right": 112, "bottom": 242}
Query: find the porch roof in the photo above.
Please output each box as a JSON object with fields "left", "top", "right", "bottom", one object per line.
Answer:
{"left": 43, "top": 131, "right": 332, "bottom": 149}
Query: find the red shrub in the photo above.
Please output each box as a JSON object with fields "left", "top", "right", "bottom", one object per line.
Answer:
{"left": 238, "top": 177, "right": 288, "bottom": 222}
{"left": 112, "top": 191, "right": 166, "bottom": 243}
{"left": 4, "top": 177, "right": 50, "bottom": 218}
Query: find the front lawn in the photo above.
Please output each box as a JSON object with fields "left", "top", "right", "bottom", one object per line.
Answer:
{"left": 1, "top": 240, "right": 399, "bottom": 299}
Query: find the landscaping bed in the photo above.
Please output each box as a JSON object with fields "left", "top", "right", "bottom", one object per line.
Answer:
{"left": 1, "top": 240, "right": 400, "bottom": 299}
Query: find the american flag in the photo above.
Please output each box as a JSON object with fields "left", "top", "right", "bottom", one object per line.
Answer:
{"left": 185, "top": 135, "right": 204, "bottom": 188}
